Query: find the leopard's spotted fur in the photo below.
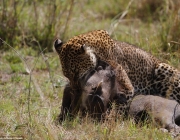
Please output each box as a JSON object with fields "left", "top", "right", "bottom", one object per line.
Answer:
{"left": 54, "top": 30, "right": 180, "bottom": 113}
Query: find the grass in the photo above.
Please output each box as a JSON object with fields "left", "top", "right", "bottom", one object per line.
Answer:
{"left": 0, "top": 0, "right": 180, "bottom": 139}
{"left": 0, "top": 39, "right": 178, "bottom": 140}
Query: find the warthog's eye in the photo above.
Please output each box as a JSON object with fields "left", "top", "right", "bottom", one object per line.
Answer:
{"left": 92, "top": 87, "right": 97, "bottom": 91}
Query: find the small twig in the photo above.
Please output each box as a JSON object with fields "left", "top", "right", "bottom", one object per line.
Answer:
{"left": 32, "top": 38, "right": 56, "bottom": 96}
{"left": 27, "top": 70, "right": 32, "bottom": 123}
{"left": 30, "top": 49, "right": 47, "bottom": 102}
{"left": 170, "top": 41, "right": 180, "bottom": 45}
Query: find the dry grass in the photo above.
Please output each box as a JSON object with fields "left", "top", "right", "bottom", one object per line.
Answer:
{"left": 1, "top": 41, "right": 177, "bottom": 139}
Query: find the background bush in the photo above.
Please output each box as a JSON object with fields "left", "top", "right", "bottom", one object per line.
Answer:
{"left": 0, "top": 0, "right": 180, "bottom": 53}
{"left": 0, "top": 0, "right": 73, "bottom": 51}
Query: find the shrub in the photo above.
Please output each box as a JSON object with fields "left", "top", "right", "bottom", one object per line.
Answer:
{"left": 128, "top": 0, "right": 173, "bottom": 21}
{"left": 0, "top": 0, "right": 74, "bottom": 51}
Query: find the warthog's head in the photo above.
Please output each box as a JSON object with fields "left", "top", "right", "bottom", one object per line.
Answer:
{"left": 79, "top": 60, "right": 127, "bottom": 119}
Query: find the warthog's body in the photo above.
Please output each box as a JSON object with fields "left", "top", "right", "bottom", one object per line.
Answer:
{"left": 129, "top": 95, "right": 180, "bottom": 135}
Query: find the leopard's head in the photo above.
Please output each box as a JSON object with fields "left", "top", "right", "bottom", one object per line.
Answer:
{"left": 54, "top": 30, "right": 114, "bottom": 87}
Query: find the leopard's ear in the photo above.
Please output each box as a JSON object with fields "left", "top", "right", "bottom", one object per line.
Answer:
{"left": 80, "top": 44, "right": 86, "bottom": 53}
{"left": 54, "top": 39, "right": 63, "bottom": 51}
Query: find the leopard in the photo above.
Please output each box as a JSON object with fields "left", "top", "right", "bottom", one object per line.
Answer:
{"left": 54, "top": 29, "right": 180, "bottom": 115}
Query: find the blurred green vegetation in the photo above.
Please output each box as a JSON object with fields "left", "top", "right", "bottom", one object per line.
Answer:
{"left": 0, "top": 0, "right": 180, "bottom": 53}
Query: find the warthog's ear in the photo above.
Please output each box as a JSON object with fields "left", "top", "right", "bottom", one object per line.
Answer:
{"left": 95, "top": 59, "right": 109, "bottom": 70}
{"left": 54, "top": 39, "right": 63, "bottom": 52}
{"left": 80, "top": 44, "right": 86, "bottom": 54}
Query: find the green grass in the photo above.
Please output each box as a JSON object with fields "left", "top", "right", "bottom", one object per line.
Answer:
{"left": 0, "top": 44, "right": 178, "bottom": 140}
{"left": 0, "top": 0, "right": 180, "bottom": 139}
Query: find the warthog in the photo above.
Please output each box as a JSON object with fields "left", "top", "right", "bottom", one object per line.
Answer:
{"left": 129, "top": 95, "right": 180, "bottom": 136}
{"left": 58, "top": 60, "right": 180, "bottom": 136}
{"left": 58, "top": 60, "right": 127, "bottom": 121}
